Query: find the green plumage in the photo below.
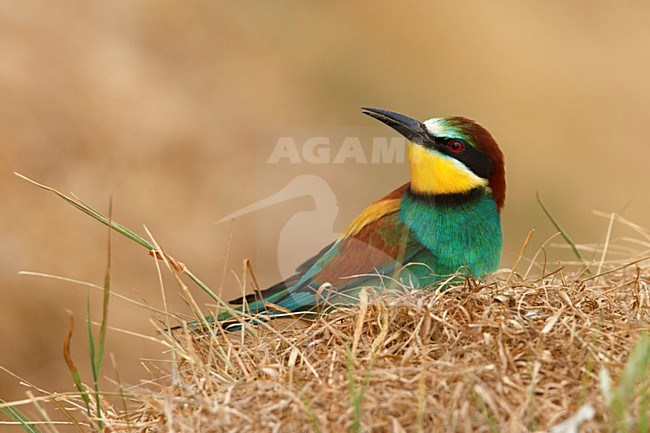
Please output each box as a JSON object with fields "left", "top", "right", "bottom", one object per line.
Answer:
{"left": 400, "top": 190, "right": 502, "bottom": 280}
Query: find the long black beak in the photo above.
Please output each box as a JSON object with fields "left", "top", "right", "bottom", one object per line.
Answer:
{"left": 361, "top": 107, "right": 430, "bottom": 146}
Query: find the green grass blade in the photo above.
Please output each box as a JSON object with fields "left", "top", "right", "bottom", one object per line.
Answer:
{"left": 297, "top": 387, "right": 322, "bottom": 433}
{"left": 86, "top": 295, "right": 103, "bottom": 429}
{"left": 619, "top": 336, "right": 650, "bottom": 398}
{"left": 16, "top": 173, "right": 229, "bottom": 308}
{"left": 473, "top": 389, "right": 499, "bottom": 433}
{"left": 62, "top": 315, "right": 92, "bottom": 414}
{"left": 95, "top": 198, "right": 112, "bottom": 373}
{"left": 15, "top": 173, "right": 155, "bottom": 251}
{"left": 536, "top": 192, "right": 589, "bottom": 267}
{"left": 0, "top": 400, "right": 43, "bottom": 433}
{"left": 86, "top": 294, "right": 105, "bottom": 430}
{"left": 345, "top": 343, "right": 375, "bottom": 433}
{"left": 345, "top": 348, "right": 362, "bottom": 433}
{"left": 621, "top": 337, "right": 649, "bottom": 394}
{"left": 609, "top": 335, "right": 650, "bottom": 430}
{"left": 86, "top": 295, "right": 96, "bottom": 383}
{"left": 640, "top": 383, "right": 648, "bottom": 433}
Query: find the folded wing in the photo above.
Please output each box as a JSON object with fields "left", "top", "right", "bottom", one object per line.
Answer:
{"left": 230, "top": 183, "right": 432, "bottom": 312}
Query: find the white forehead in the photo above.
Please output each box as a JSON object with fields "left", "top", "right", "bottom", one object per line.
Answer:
{"left": 423, "top": 117, "right": 469, "bottom": 142}
{"left": 423, "top": 118, "right": 446, "bottom": 136}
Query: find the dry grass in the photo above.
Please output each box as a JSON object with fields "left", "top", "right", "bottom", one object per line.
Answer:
{"left": 1, "top": 187, "right": 648, "bottom": 432}
{"left": 100, "top": 261, "right": 649, "bottom": 433}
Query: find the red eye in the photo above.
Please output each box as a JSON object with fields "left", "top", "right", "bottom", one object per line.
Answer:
{"left": 448, "top": 140, "right": 464, "bottom": 152}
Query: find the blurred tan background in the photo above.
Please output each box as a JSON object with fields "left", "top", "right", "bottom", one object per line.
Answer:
{"left": 1, "top": 0, "right": 649, "bottom": 408}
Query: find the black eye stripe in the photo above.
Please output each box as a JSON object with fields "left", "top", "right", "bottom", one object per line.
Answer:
{"left": 429, "top": 137, "right": 493, "bottom": 179}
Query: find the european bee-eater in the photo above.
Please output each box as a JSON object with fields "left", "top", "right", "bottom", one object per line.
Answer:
{"left": 217, "top": 107, "right": 505, "bottom": 325}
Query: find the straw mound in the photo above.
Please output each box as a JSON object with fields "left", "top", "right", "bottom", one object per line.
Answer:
{"left": 132, "top": 266, "right": 649, "bottom": 432}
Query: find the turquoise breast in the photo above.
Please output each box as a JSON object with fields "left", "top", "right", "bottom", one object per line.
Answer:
{"left": 400, "top": 190, "right": 502, "bottom": 280}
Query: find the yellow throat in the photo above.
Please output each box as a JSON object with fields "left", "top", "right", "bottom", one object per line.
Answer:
{"left": 408, "top": 143, "right": 488, "bottom": 196}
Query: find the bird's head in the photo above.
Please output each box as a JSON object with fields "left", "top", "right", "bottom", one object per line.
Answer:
{"left": 362, "top": 107, "right": 505, "bottom": 210}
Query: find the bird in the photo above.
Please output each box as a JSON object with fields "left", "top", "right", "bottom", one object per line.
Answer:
{"left": 212, "top": 107, "right": 505, "bottom": 327}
